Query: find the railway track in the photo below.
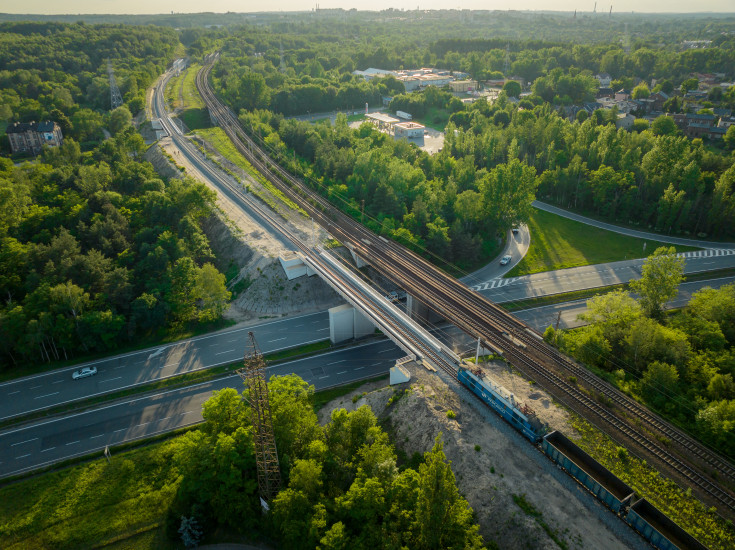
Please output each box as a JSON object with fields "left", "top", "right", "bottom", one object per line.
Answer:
{"left": 194, "top": 58, "right": 735, "bottom": 514}
{"left": 155, "top": 65, "right": 458, "bottom": 382}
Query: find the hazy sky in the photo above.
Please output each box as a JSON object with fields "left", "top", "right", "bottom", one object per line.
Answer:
{"left": 3, "top": 1, "right": 734, "bottom": 15}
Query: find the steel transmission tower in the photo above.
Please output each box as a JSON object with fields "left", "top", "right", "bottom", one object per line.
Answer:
{"left": 238, "top": 332, "right": 281, "bottom": 506}
{"left": 107, "top": 60, "right": 123, "bottom": 110}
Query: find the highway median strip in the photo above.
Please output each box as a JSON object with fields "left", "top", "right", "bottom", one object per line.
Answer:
{"left": 0, "top": 339, "right": 333, "bottom": 432}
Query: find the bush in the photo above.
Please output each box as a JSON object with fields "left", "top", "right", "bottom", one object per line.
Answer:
{"left": 446, "top": 410, "right": 457, "bottom": 419}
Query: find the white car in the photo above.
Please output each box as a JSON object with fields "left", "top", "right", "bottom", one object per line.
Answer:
{"left": 500, "top": 254, "right": 512, "bottom": 266}
{"left": 72, "top": 366, "right": 97, "bottom": 380}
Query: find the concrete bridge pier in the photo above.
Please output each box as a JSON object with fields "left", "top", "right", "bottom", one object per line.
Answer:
{"left": 329, "top": 303, "right": 375, "bottom": 344}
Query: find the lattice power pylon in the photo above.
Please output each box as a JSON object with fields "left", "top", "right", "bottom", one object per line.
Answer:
{"left": 107, "top": 60, "right": 123, "bottom": 110}
{"left": 237, "top": 332, "right": 281, "bottom": 506}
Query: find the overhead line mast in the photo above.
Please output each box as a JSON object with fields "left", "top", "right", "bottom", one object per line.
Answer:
{"left": 238, "top": 332, "right": 281, "bottom": 508}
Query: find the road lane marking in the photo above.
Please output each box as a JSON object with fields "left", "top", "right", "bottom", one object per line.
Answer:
{"left": 317, "top": 328, "right": 329, "bottom": 331}
{"left": 41, "top": 447, "right": 55, "bottom": 453}
{"left": 52, "top": 380, "right": 64, "bottom": 384}
{"left": 34, "top": 392, "right": 60, "bottom": 400}
{"left": 99, "top": 377, "right": 123, "bottom": 384}
{"left": 227, "top": 339, "right": 239, "bottom": 343}
{"left": 90, "top": 434, "right": 105, "bottom": 439}
{"left": 114, "top": 365, "right": 126, "bottom": 370}
{"left": 15, "top": 454, "right": 31, "bottom": 460}
{"left": 0, "top": 339, "right": 372, "bottom": 428}
{"left": 8, "top": 390, "right": 20, "bottom": 395}
{"left": 355, "top": 367, "right": 365, "bottom": 370}
{"left": 114, "top": 428, "right": 126, "bottom": 433}
{"left": 370, "top": 363, "right": 382, "bottom": 366}
{"left": 11, "top": 438, "right": 38, "bottom": 447}
{"left": 378, "top": 349, "right": 393, "bottom": 353}
{"left": 215, "top": 349, "right": 235, "bottom": 355}
{"left": 163, "top": 362, "right": 178, "bottom": 368}
{"left": 66, "top": 441, "right": 80, "bottom": 446}
{"left": 336, "top": 371, "right": 347, "bottom": 375}
{"left": 294, "top": 324, "right": 305, "bottom": 327}
{"left": 181, "top": 411, "right": 194, "bottom": 415}
{"left": 29, "top": 385, "right": 42, "bottom": 390}
{"left": 267, "top": 337, "right": 287, "bottom": 343}
{"left": 319, "top": 375, "right": 330, "bottom": 379}
{"left": 327, "top": 360, "right": 345, "bottom": 365}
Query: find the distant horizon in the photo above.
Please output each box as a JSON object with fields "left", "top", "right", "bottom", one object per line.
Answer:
{"left": 2, "top": 2, "right": 734, "bottom": 16}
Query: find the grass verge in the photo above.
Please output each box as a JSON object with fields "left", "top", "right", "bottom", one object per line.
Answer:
{"left": 312, "top": 374, "right": 389, "bottom": 411}
{"left": 570, "top": 415, "right": 735, "bottom": 550}
{"left": 194, "top": 127, "right": 307, "bottom": 216}
{"left": 0, "top": 436, "right": 182, "bottom": 550}
{"left": 507, "top": 208, "right": 700, "bottom": 277}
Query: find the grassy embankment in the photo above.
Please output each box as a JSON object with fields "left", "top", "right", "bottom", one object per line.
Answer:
{"left": 194, "top": 126, "right": 306, "bottom": 217}
{"left": 507, "top": 208, "right": 700, "bottom": 277}
{"left": 0, "top": 374, "right": 387, "bottom": 550}
{"left": 177, "top": 63, "right": 210, "bottom": 131}
{"left": 570, "top": 414, "right": 734, "bottom": 550}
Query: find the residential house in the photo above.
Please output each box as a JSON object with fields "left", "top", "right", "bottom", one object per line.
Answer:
{"left": 6, "top": 120, "right": 63, "bottom": 155}
{"left": 595, "top": 73, "right": 612, "bottom": 88}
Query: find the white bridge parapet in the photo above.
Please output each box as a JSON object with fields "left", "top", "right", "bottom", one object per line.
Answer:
{"left": 307, "top": 248, "right": 461, "bottom": 372}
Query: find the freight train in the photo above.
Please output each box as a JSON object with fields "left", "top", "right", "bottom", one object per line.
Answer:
{"left": 456, "top": 365, "right": 708, "bottom": 550}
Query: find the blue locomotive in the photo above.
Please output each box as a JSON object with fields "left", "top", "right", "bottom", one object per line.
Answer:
{"left": 457, "top": 366, "right": 546, "bottom": 443}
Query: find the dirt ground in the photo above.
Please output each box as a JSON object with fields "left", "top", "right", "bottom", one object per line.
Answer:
{"left": 318, "top": 361, "right": 646, "bottom": 550}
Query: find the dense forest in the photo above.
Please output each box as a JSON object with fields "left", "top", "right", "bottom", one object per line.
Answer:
{"left": 0, "top": 22, "right": 180, "bottom": 147}
{"left": 0, "top": 130, "right": 230, "bottom": 367}
{"left": 170, "top": 376, "right": 484, "bottom": 549}
{"left": 545, "top": 248, "right": 735, "bottom": 458}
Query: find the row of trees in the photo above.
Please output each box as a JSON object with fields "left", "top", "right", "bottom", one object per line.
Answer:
{"left": 545, "top": 248, "right": 735, "bottom": 458}
{"left": 240, "top": 107, "right": 536, "bottom": 270}
{"left": 170, "top": 377, "right": 485, "bottom": 549}
{"left": 446, "top": 100, "right": 735, "bottom": 238}
{"left": 0, "top": 129, "right": 230, "bottom": 368}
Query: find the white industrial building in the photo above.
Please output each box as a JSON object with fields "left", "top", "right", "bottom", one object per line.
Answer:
{"left": 366, "top": 112, "right": 400, "bottom": 130}
{"left": 394, "top": 121, "right": 425, "bottom": 139}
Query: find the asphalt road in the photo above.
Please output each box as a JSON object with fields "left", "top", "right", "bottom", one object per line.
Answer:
{"left": 533, "top": 201, "right": 735, "bottom": 249}
{"left": 471, "top": 250, "right": 735, "bottom": 305}
{"left": 513, "top": 275, "right": 735, "bottom": 333}
{"left": 461, "top": 225, "right": 531, "bottom": 286}
{"left": 0, "top": 339, "right": 404, "bottom": 479}
{"left": 0, "top": 312, "right": 330, "bottom": 421}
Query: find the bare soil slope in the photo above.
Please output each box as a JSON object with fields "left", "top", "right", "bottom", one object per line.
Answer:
{"left": 318, "top": 362, "right": 646, "bottom": 550}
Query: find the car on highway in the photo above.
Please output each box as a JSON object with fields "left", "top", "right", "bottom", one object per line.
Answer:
{"left": 72, "top": 366, "right": 97, "bottom": 380}
{"left": 512, "top": 227, "right": 520, "bottom": 235}
{"left": 500, "top": 254, "right": 512, "bottom": 266}
{"left": 386, "top": 291, "right": 400, "bottom": 303}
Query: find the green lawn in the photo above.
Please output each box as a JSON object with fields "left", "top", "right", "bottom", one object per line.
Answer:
{"left": 506, "top": 208, "right": 700, "bottom": 277}
{"left": 177, "top": 64, "right": 211, "bottom": 131}
{"left": 0, "top": 440, "right": 181, "bottom": 549}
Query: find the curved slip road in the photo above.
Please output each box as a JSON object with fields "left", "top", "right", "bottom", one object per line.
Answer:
{"left": 534, "top": 201, "right": 735, "bottom": 250}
